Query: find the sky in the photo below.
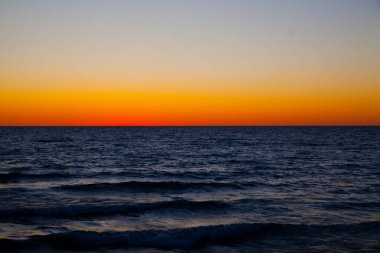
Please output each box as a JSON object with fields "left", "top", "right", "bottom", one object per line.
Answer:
{"left": 1, "top": 0, "right": 379, "bottom": 126}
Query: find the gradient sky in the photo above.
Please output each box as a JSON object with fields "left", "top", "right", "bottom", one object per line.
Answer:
{"left": 1, "top": 0, "right": 379, "bottom": 125}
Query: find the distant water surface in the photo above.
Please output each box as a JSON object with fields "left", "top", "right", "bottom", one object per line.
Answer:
{"left": 0, "top": 127, "right": 379, "bottom": 252}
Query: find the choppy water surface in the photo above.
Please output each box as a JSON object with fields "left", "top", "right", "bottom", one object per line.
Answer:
{"left": 0, "top": 127, "right": 379, "bottom": 252}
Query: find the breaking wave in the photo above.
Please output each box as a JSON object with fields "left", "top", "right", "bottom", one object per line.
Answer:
{"left": 1, "top": 222, "right": 379, "bottom": 251}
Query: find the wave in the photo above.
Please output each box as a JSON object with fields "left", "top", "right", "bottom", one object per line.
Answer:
{"left": 34, "top": 138, "right": 73, "bottom": 143}
{"left": 1, "top": 221, "right": 378, "bottom": 251}
{"left": 0, "top": 172, "right": 71, "bottom": 183}
{"left": 57, "top": 180, "right": 242, "bottom": 192}
{"left": 0, "top": 200, "right": 231, "bottom": 220}
{"left": 0, "top": 171, "right": 246, "bottom": 185}
{"left": 323, "top": 201, "right": 380, "bottom": 210}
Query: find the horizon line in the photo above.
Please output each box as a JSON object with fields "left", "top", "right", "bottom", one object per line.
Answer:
{"left": 1, "top": 125, "right": 379, "bottom": 127}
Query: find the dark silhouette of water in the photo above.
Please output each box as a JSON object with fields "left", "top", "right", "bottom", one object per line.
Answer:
{"left": 0, "top": 127, "right": 379, "bottom": 252}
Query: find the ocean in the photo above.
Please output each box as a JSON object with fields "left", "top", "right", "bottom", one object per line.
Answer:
{"left": 0, "top": 127, "right": 379, "bottom": 252}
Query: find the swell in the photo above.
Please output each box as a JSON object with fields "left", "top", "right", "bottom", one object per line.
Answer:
{"left": 0, "top": 200, "right": 231, "bottom": 220}
{"left": 34, "top": 138, "right": 73, "bottom": 143}
{"left": 0, "top": 172, "right": 72, "bottom": 183}
{"left": 0, "top": 171, "right": 219, "bottom": 184}
{"left": 1, "top": 221, "right": 379, "bottom": 251}
{"left": 57, "top": 180, "right": 243, "bottom": 192}
{"left": 323, "top": 201, "right": 380, "bottom": 210}
{"left": 0, "top": 170, "right": 260, "bottom": 185}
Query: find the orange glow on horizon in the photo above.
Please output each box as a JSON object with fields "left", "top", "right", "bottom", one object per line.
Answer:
{"left": 1, "top": 89, "right": 379, "bottom": 126}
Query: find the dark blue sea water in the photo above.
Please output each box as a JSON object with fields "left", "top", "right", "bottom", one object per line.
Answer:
{"left": 0, "top": 127, "right": 379, "bottom": 252}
